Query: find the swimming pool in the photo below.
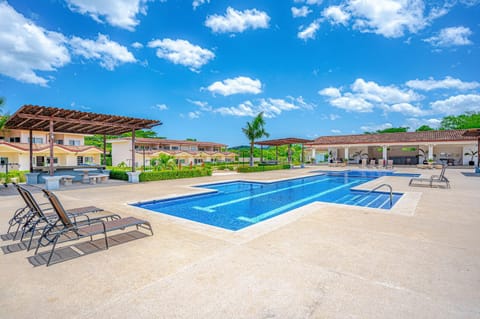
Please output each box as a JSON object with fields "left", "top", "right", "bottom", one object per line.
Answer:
{"left": 132, "top": 170, "right": 413, "bottom": 231}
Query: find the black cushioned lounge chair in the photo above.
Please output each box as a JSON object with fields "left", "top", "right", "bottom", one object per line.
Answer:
{"left": 409, "top": 165, "right": 451, "bottom": 188}
{"left": 36, "top": 189, "right": 153, "bottom": 266}
{"left": 11, "top": 184, "right": 106, "bottom": 250}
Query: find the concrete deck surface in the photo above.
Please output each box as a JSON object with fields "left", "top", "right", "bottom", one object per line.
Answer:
{"left": 1, "top": 167, "right": 479, "bottom": 318}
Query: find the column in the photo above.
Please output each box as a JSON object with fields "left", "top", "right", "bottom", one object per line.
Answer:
{"left": 428, "top": 144, "right": 434, "bottom": 160}
{"left": 382, "top": 145, "right": 388, "bottom": 161}
{"left": 344, "top": 147, "right": 349, "bottom": 161}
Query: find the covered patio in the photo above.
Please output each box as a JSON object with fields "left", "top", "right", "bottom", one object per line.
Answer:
{"left": 4, "top": 105, "right": 161, "bottom": 187}
{"left": 256, "top": 137, "right": 313, "bottom": 166}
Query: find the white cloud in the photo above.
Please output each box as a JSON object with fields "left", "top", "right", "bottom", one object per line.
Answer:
{"left": 292, "top": 6, "right": 312, "bottom": 18}
{"left": 330, "top": 94, "right": 374, "bottom": 112}
{"left": 215, "top": 97, "right": 306, "bottom": 118}
{"left": 387, "top": 103, "right": 427, "bottom": 116}
{"left": 319, "top": 87, "right": 341, "bottom": 98}
{"left": 188, "top": 111, "right": 201, "bottom": 119}
{"left": 65, "top": 0, "right": 150, "bottom": 31}
{"left": 360, "top": 122, "right": 393, "bottom": 132}
{"left": 347, "top": 0, "right": 426, "bottom": 38}
{"left": 193, "top": 0, "right": 209, "bottom": 10}
{"left": 205, "top": 7, "right": 270, "bottom": 33}
{"left": 351, "top": 78, "right": 420, "bottom": 104}
{"left": 69, "top": 34, "right": 136, "bottom": 70}
{"left": 295, "top": 0, "right": 323, "bottom": 5}
{"left": 187, "top": 99, "right": 212, "bottom": 111}
{"left": 322, "top": 5, "right": 350, "bottom": 25}
{"left": 424, "top": 26, "right": 473, "bottom": 47}
{"left": 406, "top": 76, "right": 480, "bottom": 91}
{"left": 0, "top": 2, "right": 70, "bottom": 86}
{"left": 405, "top": 117, "right": 442, "bottom": 130}
{"left": 330, "top": 114, "right": 341, "bottom": 120}
{"left": 154, "top": 104, "right": 168, "bottom": 111}
{"left": 147, "top": 38, "right": 214, "bottom": 71}
{"left": 430, "top": 94, "right": 480, "bottom": 115}
{"left": 331, "top": 129, "right": 342, "bottom": 133}
{"left": 207, "top": 76, "right": 262, "bottom": 96}
{"left": 132, "top": 42, "right": 143, "bottom": 49}
{"left": 298, "top": 20, "right": 320, "bottom": 40}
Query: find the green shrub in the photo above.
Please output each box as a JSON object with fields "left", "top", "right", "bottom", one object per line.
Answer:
{"left": 109, "top": 169, "right": 128, "bottom": 181}
{"left": 139, "top": 168, "right": 212, "bottom": 182}
{"left": 0, "top": 170, "right": 27, "bottom": 183}
{"left": 237, "top": 164, "right": 291, "bottom": 173}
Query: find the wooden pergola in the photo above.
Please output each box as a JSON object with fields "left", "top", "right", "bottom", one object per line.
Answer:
{"left": 256, "top": 137, "right": 313, "bottom": 164}
{"left": 462, "top": 128, "right": 480, "bottom": 169}
{"left": 4, "top": 105, "right": 161, "bottom": 176}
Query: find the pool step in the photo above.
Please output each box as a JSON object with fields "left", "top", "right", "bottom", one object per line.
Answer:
{"left": 338, "top": 192, "right": 395, "bottom": 209}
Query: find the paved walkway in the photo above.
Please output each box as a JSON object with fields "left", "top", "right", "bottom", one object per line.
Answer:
{"left": 1, "top": 167, "right": 479, "bottom": 318}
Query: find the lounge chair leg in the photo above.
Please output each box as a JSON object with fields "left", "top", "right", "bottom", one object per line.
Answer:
{"left": 104, "top": 232, "right": 109, "bottom": 250}
{"left": 46, "top": 236, "right": 60, "bottom": 267}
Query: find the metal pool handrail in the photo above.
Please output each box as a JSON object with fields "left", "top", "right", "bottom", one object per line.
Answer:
{"left": 365, "top": 183, "right": 393, "bottom": 207}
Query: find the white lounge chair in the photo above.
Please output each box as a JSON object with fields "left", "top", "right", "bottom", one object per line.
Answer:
{"left": 409, "top": 165, "right": 450, "bottom": 188}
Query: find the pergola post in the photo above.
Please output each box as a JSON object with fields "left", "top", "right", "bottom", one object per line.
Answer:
{"left": 301, "top": 144, "right": 304, "bottom": 164}
{"left": 49, "top": 119, "right": 54, "bottom": 176}
{"left": 131, "top": 129, "right": 136, "bottom": 172}
{"left": 260, "top": 145, "right": 263, "bottom": 163}
{"left": 275, "top": 146, "right": 278, "bottom": 162}
{"left": 103, "top": 134, "right": 107, "bottom": 166}
{"left": 29, "top": 129, "right": 33, "bottom": 173}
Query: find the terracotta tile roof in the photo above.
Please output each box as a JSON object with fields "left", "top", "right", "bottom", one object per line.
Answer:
{"left": 139, "top": 149, "right": 236, "bottom": 157}
{"left": 0, "top": 142, "right": 102, "bottom": 153}
{"left": 308, "top": 130, "right": 477, "bottom": 146}
{"left": 111, "top": 137, "right": 226, "bottom": 147}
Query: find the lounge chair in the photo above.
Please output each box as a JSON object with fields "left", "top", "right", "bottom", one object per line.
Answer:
{"left": 368, "top": 159, "right": 376, "bottom": 169}
{"left": 377, "top": 159, "right": 385, "bottom": 169}
{"left": 12, "top": 184, "right": 106, "bottom": 250}
{"left": 409, "top": 165, "right": 450, "bottom": 188}
{"left": 36, "top": 189, "right": 153, "bottom": 266}
{"left": 361, "top": 159, "right": 367, "bottom": 169}
{"left": 386, "top": 160, "right": 394, "bottom": 169}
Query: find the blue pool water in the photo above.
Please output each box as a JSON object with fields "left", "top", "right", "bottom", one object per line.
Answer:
{"left": 132, "top": 170, "right": 414, "bottom": 231}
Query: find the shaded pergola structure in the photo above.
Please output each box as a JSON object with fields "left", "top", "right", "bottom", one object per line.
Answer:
{"left": 4, "top": 105, "right": 161, "bottom": 176}
{"left": 256, "top": 138, "right": 313, "bottom": 165}
{"left": 462, "top": 128, "right": 480, "bottom": 169}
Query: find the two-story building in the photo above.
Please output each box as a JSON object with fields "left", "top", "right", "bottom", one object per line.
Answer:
{"left": 0, "top": 129, "right": 102, "bottom": 172}
{"left": 109, "top": 137, "right": 236, "bottom": 167}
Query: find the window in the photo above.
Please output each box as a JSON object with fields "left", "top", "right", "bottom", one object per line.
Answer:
{"left": 77, "top": 156, "right": 83, "bottom": 165}
{"left": 55, "top": 139, "right": 64, "bottom": 145}
{"left": 0, "top": 157, "right": 8, "bottom": 165}
{"left": 171, "top": 146, "right": 179, "bottom": 150}
{"left": 8, "top": 137, "right": 20, "bottom": 143}
{"left": 84, "top": 156, "right": 94, "bottom": 164}
{"left": 69, "top": 140, "right": 81, "bottom": 146}
{"left": 28, "top": 137, "right": 44, "bottom": 144}
{"left": 198, "top": 147, "right": 205, "bottom": 151}
{"left": 190, "top": 146, "right": 197, "bottom": 151}
{"left": 46, "top": 157, "right": 58, "bottom": 165}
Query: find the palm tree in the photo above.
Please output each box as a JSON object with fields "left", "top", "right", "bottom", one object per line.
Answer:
{"left": 242, "top": 112, "right": 269, "bottom": 167}
{"left": 0, "top": 97, "right": 8, "bottom": 131}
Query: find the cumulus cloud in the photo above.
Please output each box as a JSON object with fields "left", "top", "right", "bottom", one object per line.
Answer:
{"left": 294, "top": 0, "right": 323, "bottom": 5}
{"left": 319, "top": 78, "right": 425, "bottom": 114}
{"left": 292, "top": 6, "right": 312, "bottom": 18}
{"left": 347, "top": 0, "right": 426, "bottom": 38}
{"left": 298, "top": 20, "right": 320, "bottom": 40}
{"left": 430, "top": 94, "right": 480, "bottom": 115}
{"left": 154, "top": 104, "right": 168, "bottom": 111}
{"left": 147, "top": 38, "right": 214, "bottom": 71}
{"left": 65, "top": 0, "right": 150, "bottom": 31}
{"left": 215, "top": 97, "right": 308, "bottom": 118}
{"left": 405, "top": 117, "right": 442, "bottom": 130}
{"left": 187, "top": 99, "right": 212, "bottom": 111}
{"left": 360, "top": 123, "right": 393, "bottom": 132}
{"left": 205, "top": 7, "right": 270, "bottom": 33}
{"left": 386, "top": 103, "right": 427, "bottom": 116}
{"left": 319, "top": 87, "right": 342, "bottom": 98}
{"left": 322, "top": 5, "right": 350, "bottom": 25}
{"left": 351, "top": 78, "right": 420, "bottom": 104}
{"left": 70, "top": 34, "right": 136, "bottom": 70}
{"left": 424, "top": 26, "right": 473, "bottom": 47}
{"left": 132, "top": 42, "right": 143, "bottom": 49}
{"left": 193, "top": 0, "right": 209, "bottom": 10}
{"left": 0, "top": 2, "right": 70, "bottom": 86}
{"left": 406, "top": 76, "right": 480, "bottom": 91}
{"left": 330, "top": 94, "right": 374, "bottom": 112}
{"left": 207, "top": 76, "right": 262, "bottom": 96}
{"left": 188, "top": 111, "right": 201, "bottom": 119}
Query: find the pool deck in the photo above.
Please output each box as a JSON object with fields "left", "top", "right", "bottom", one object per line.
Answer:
{"left": 1, "top": 166, "right": 479, "bottom": 318}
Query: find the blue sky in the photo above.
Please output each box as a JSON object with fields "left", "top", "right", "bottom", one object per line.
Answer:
{"left": 1, "top": 0, "right": 479, "bottom": 146}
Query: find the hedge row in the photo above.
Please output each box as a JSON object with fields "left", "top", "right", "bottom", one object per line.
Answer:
{"left": 139, "top": 168, "right": 212, "bottom": 182}
{"left": 237, "top": 164, "right": 291, "bottom": 173}
{"left": 109, "top": 168, "right": 212, "bottom": 182}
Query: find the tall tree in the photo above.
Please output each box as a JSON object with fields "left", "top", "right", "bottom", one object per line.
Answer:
{"left": 364, "top": 127, "right": 408, "bottom": 134}
{"left": 242, "top": 112, "right": 269, "bottom": 166}
{"left": 416, "top": 125, "right": 434, "bottom": 132}
{"left": 440, "top": 112, "right": 480, "bottom": 130}
{"left": 0, "top": 97, "right": 8, "bottom": 131}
